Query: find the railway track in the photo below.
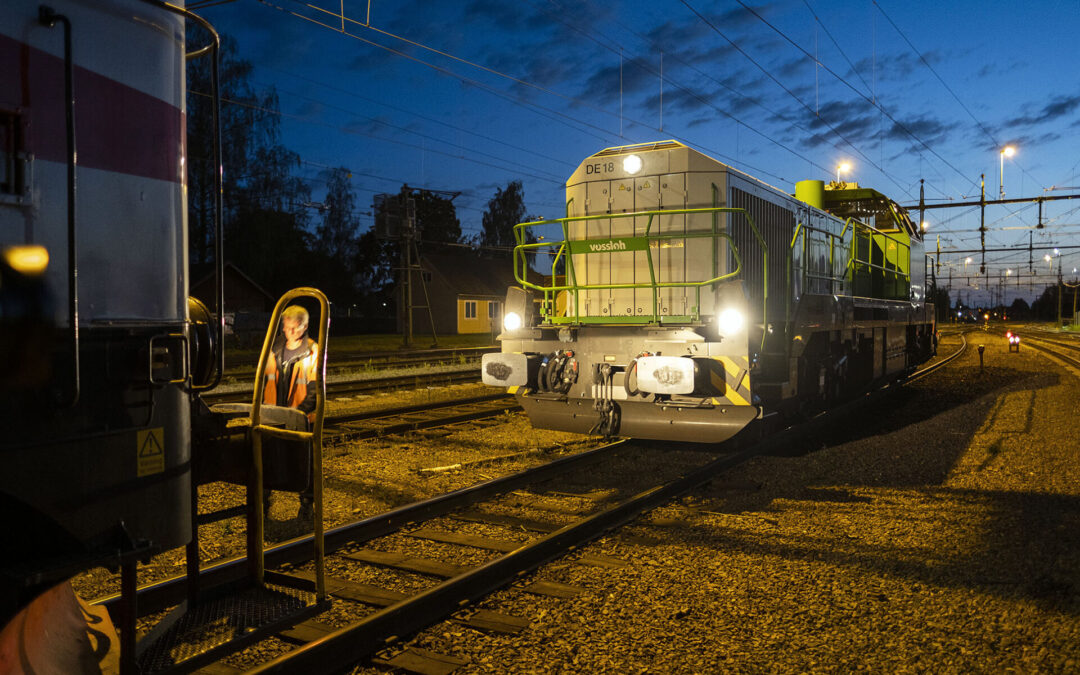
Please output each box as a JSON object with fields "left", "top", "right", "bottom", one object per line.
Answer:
{"left": 906, "top": 332, "right": 968, "bottom": 382}
{"left": 223, "top": 346, "right": 496, "bottom": 379}
{"left": 97, "top": 340, "right": 971, "bottom": 673}
{"left": 999, "top": 329, "right": 1080, "bottom": 371}
{"left": 203, "top": 368, "right": 483, "bottom": 405}
{"left": 116, "top": 437, "right": 769, "bottom": 674}
{"left": 322, "top": 393, "right": 520, "bottom": 444}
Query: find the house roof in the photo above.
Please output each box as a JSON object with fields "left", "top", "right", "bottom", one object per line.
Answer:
{"left": 420, "top": 251, "right": 517, "bottom": 297}
{"left": 190, "top": 261, "right": 275, "bottom": 303}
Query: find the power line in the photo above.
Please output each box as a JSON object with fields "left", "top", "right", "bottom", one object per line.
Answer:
{"left": 254, "top": 68, "right": 574, "bottom": 170}
{"left": 261, "top": 81, "right": 568, "bottom": 183}
{"left": 726, "top": 0, "right": 974, "bottom": 195}
{"left": 264, "top": 0, "right": 795, "bottom": 185}
{"left": 871, "top": 0, "right": 1046, "bottom": 193}
{"left": 190, "top": 90, "right": 567, "bottom": 186}
{"left": 536, "top": 0, "right": 835, "bottom": 180}
{"left": 679, "top": 0, "right": 912, "bottom": 198}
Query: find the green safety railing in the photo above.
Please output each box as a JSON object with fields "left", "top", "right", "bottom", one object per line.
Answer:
{"left": 789, "top": 210, "right": 914, "bottom": 304}
{"left": 511, "top": 205, "right": 763, "bottom": 325}
{"left": 845, "top": 219, "right": 912, "bottom": 301}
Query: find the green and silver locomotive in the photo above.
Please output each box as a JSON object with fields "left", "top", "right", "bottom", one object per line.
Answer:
{"left": 483, "top": 141, "right": 936, "bottom": 443}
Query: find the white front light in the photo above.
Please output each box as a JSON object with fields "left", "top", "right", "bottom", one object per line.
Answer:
{"left": 622, "top": 154, "right": 643, "bottom": 174}
{"left": 503, "top": 311, "right": 522, "bottom": 331}
{"left": 717, "top": 307, "right": 745, "bottom": 335}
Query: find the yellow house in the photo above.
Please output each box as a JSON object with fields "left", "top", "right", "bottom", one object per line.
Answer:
{"left": 398, "top": 251, "right": 516, "bottom": 336}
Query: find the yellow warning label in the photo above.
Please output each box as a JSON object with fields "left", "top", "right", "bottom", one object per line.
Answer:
{"left": 137, "top": 427, "right": 165, "bottom": 477}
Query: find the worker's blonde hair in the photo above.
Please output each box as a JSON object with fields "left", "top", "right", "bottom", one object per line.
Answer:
{"left": 282, "top": 304, "right": 309, "bottom": 330}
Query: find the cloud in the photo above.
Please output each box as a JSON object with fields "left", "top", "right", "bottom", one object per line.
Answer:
{"left": 851, "top": 50, "right": 943, "bottom": 83}
{"left": 885, "top": 114, "right": 955, "bottom": 144}
{"left": 795, "top": 99, "right": 879, "bottom": 148}
{"left": 578, "top": 57, "right": 659, "bottom": 101}
{"left": 1005, "top": 95, "right": 1080, "bottom": 127}
{"left": 464, "top": 0, "right": 538, "bottom": 32}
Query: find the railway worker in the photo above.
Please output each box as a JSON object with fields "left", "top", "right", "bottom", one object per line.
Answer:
{"left": 263, "top": 304, "right": 320, "bottom": 520}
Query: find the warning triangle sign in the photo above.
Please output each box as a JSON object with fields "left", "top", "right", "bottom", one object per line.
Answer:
{"left": 139, "top": 430, "right": 163, "bottom": 457}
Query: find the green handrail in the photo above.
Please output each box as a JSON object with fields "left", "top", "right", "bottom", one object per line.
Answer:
{"left": 844, "top": 218, "right": 913, "bottom": 300}
{"left": 511, "top": 206, "right": 749, "bottom": 324}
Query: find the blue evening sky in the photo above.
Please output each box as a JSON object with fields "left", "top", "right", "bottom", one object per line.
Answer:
{"left": 190, "top": 0, "right": 1080, "bottom": 304}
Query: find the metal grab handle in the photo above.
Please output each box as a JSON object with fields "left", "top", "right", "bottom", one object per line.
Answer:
{"left": 248, "top": 287, "right": 330, "bottom": 602}
{"left": 148, "top": 332, "right": 189, "bottom": 386}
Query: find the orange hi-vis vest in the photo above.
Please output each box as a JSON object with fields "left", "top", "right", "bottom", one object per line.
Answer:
{"left": 263, "top": 338, "right": 319, "bottom": 422}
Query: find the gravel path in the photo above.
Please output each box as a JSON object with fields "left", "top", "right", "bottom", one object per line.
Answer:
{"left": 388, "top": 330, "right": 1080, "bottom": 673}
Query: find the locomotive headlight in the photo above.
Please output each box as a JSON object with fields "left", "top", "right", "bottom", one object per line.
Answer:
{"left": 622, "top": 154, "right": 643, "bottom": 174}
{"left": 503, "top": 311, "right": 523, "bottom": 331}
{"left": 716, "top": 307, "right": 745, "bottom": 336}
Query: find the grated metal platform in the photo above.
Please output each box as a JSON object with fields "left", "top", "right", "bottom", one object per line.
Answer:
{"left": 137, "top": 581, "right": 320, "bottom": 674}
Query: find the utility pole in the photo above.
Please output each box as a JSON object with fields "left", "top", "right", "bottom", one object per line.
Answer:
{"left": 399, "top": 185, "right": 415, "bottom": 347}
{"left": 1057, "top": 267, "right": 1064, "bottom": 327}
{"left": 979, "top": 174, "right": 986, "bottom": 275}
{"left": 1073, "top": 281, "right": 1078, "bottom": 327}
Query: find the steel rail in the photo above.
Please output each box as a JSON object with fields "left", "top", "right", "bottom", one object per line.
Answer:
{"left": 203, "top": 368, "right": 481, "bottom": 405}
{"left": 95, "top": 440, "right": 626, "bottom": 616}
{"left": 905, "top": 333, "right": 968, "bottom": 382}
{"left": 1005, "top": 334, "right": 1080, "bottom": 370}
{"left": 325, "top": 398, "right": 522, "bottom": 444}
{"left": 223, "top": 346, "right": 497, "bottom": 373}
{"left": 249, "top": 444, "right": 763, "bottom": 674}
{"left": 326, "top": 393, "right": 510, "bottom": 425}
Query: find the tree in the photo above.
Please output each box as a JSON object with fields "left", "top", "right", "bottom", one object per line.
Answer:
{"left": 313, "top": 168, "right": 361, "bottom": 304}
{"left": 1031, "top": 284, "right": 1061, "bottom": 320}
{"left": 1009, "top": 297, "right": 1030, "bottom": 319}
{"left": 480, "top": 180, "right": 527, "bottom": 250}
{"left": 414, "top": 190, "right": 461, "bottom": 249}
{"left": 186, "top": 32, "right": 311, "bottom": 293}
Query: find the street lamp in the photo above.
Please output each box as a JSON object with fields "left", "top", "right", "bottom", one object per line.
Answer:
{"left": 999, "top": 145, "right": 1016, "bottom": 197}
{"left": 1045, "top": 253, "right": 1052, "bottom": 271}
{"left": 921, "top": 220, "right": 929, "bottom": 232}
{"left": 836, "top": 162, "right": 851, "bottom": 184}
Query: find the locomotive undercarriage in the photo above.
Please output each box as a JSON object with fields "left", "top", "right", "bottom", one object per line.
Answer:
{"left": 764, "top": 294, "right": 936, "bottom": 415}
{"left": 497, "top": 325, "right": 760, "bottom": 444}
{"left": 495, "top": 293, "right": 934, "bottom": 444}
{"left": 1, "top": 325, "right": 192, "bottom": 620}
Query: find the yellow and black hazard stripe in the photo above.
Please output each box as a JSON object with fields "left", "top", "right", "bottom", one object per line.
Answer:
{"left": 711, "top": 355, "right": 752, "bottom": 406}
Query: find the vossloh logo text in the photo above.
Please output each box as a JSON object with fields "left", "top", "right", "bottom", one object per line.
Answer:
{"left": 588, "top": 239, "right": 628, "bottom": 252}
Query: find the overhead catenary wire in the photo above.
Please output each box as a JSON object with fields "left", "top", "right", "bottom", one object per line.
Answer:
{"left": 189, "top": 91, "right": 568, "bottom": 187}
{"left": 723, "top": 0, "right": 973, "bottom": 195}
{"left": 263, "top": 0, "right": 799, "bottom": 185}
{"left": 871, "top": 0, "right": 1046, "bottom": 193}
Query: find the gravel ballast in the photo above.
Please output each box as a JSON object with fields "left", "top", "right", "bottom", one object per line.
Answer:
{"left": 388, "top": 330, "right": 1080, "bottom": 672}
{"left": 71, "top": 330, "right": 1080, "bottom": 672}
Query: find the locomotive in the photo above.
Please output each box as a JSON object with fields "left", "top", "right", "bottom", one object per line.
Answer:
{"left": 2, "top": 3, "right": 337, "bottom": 670}
{"left": 2, "top": 0, "right": 209, "bottom": 612}
{"left": 483, "top": 141, "right": 936, "bottom": 442}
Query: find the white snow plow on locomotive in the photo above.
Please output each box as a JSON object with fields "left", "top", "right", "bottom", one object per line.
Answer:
{"left": 483, "top": 141, "right": 936, "bottom": 443}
